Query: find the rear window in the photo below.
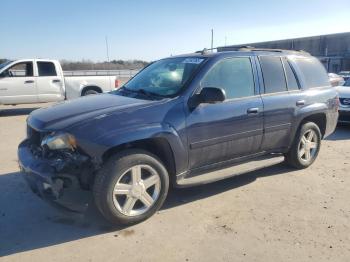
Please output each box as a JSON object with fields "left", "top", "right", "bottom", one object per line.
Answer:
{"left": 37, "top": 62, "right": 57, "bottom": 76}
{"left": 259, "top": 56, "right": 287, "bottom": 93}
{"left": 293, "top": 57, "right": 330, "bottom": 88}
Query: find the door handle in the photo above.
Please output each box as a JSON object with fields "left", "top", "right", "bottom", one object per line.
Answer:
{"left": 247, "top": 107, "right": 259, "bottom": 115}
{"left": 0, "top": 88, "right": 8, "bottom": 91}
{"left": 24, "top": 80, "right": 34, "bottom": 84}
{"left": 296, "top": 100, "right": 305, "bottom": 106}
{"left": 52, "top": 79, "right": 61, "bottom": 83}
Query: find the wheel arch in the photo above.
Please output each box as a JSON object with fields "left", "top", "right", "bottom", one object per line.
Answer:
{"left": 287, "top": 111, "right": 327, "bottom": 150}
{"left": 299, "top": 113, "right": 327, "bottom": 138}
{"left": 81, "top": 85, "right": 103, "bottom": 96}
{"left": 102, "top": 137, "right": 177, "bottom": 183}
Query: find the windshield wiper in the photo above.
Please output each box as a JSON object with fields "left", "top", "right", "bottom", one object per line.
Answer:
{"left": 137, "top": 89, "right": 162, "bottom": 98}
{"left": 117, "top": 86, "right": 163, "bottom": 99}
{"left": 121, "top": 87, "right": 161, "bottom": 98}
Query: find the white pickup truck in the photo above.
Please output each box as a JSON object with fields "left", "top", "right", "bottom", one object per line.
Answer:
{"left": 0, "top": 59, "right": 120, "bottom": 105}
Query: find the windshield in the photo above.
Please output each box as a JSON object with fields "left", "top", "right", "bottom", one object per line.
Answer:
{"left": 123, "top": 57, "right": 206, "bottom": 97}
{"left": 0, "top": 60, "right": 12, "bottom": 71}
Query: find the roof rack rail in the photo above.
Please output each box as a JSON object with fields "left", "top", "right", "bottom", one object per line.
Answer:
{"left": 195, "top": 47, "right": 218, "bottom": 54}
{"left": 217, "top": 45, "right": 254, "bottom": 51}
{"left": 217, "top": 46, "right": 310, "bottom": 55}
{"left": 218, "top": 46, "right": 285, "bottom": 52}
{"left": 195, "top": 46, "right": 310, "bottom": 55}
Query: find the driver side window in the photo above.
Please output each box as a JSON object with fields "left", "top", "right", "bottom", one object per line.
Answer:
{"left": 201, "top": 57, "right": 255, "bottom": 100}
{"left": 5, "top": 62, "right": 34, "bottom": 77}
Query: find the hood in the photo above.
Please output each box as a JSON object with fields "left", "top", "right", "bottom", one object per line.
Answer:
{"left": 336, "top": 85, "right": 350, "bottom": 98}
{"left": 28, "top": 93, "right": 161, "bottom": 131}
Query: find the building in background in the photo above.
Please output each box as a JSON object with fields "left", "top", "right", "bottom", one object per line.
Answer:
{"left": 218, "top": 32, "right": 350, "bottom": 73}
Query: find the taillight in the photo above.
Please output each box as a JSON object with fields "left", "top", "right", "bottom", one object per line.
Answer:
{"left": 115, "top": 79, "right": 120, "bottom": 88}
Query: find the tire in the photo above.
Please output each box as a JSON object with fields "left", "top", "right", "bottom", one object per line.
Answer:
{"left": 82, "top": 89, "right": 99, "bottom": 96}
{"left": 93, "top": 149, "right": 169, "bottom": 225}
{"left": 285, "top": 122, "right": 322, "bottom": 169}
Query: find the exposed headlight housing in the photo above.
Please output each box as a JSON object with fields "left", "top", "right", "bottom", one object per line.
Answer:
{"left": 41, "top": 132, "right": 77, "bottom": 150}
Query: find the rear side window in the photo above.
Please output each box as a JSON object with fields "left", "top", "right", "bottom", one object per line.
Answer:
{"left": 37, "top": 62, "right": 57, "bottom": 76}
{"left": 282, "top": 58, "right": 299, "bottom": 90}
{"left": 293, "top": 57, "right": 330, "bottom": 88}
{"left": 201, "top": 57, "right": 255, "bottom": 99}
{"left": 259, "top": 56, "right": 287, "bottom": 93}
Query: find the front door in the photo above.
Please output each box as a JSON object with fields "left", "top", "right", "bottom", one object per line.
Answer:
{"left": 0, "top": 61, "right": 37, "bottom": 104}
{"left": 186, "top": 57, "right": 264, "bottom": 170}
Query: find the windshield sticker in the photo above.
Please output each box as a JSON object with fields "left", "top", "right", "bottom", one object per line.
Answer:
{"left": 182, "top": 58, "right": 204, "bottom": 64}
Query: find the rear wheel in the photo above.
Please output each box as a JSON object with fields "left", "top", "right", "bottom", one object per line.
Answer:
{"left": 93, "top": 149, "right": 169, "bottom": 225}
{"left": 285, "top": 122, "right": 321, "bottom": 169}
{"left": 82, "top": 88, "right": 101, "bottom": 96}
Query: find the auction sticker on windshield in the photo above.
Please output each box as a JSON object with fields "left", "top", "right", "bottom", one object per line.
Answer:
{"left": 182, "top": 58, "right": 204, "bottom": 64}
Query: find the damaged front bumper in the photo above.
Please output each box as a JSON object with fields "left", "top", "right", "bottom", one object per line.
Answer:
{"left": 18, "top": 139, "right": 92, "bottom": 213}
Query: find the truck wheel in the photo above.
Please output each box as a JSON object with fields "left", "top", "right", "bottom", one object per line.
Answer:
{"left": 82, "top": 89, "right": 99, "bottom": 96}
{"left": 93, "top": 149, "right": 169, "bottom": 225}
{"left": 285, "top": 122, "right": 321, "bottom": 169}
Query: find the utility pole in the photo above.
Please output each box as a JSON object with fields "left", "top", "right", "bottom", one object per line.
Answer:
{"left": 105, "top": 36, "right": 110, "bottom": 63}
{"left": 225, "top": 35, "right": 227, "bottom": 46}
{"left": 211, "top": 29, "right": 214, "bottom": 50}
{"left": 105, "top": 36, "right": 110, "bottom": 73}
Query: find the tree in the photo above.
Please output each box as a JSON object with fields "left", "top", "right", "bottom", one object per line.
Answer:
{"left": 0, "top": 58, "right": 8, "bottom": 64}
{"left": 60, "top": 59, "right": 149, "bottom": 71}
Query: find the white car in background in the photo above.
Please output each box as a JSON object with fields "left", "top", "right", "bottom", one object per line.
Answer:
{"left": 328, "top": 73, "right": 345, "bottom": 87}
{"left": 338, "top": 71, "right": 350, "bottom": 81}
{"left": 0, "top": 59, "right": 120, "bottom": 105}
{"left": 336, "top": 78, "right": 350, "bottom": 123}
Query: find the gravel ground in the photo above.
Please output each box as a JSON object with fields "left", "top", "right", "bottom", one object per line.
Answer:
{"left": 0, "top": 103, "right": 349, "bottom": 262}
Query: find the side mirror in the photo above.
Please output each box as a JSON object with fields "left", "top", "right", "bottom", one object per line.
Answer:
{"left": 199, "top": 87, "right": 226, "bottom": 104}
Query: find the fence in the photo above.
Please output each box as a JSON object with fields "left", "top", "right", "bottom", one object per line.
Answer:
{"left": 63, "top": 69, "right": 139, "bottom": 78}
{"left": 9, "top": 69, "right": 139, "bottom": 78}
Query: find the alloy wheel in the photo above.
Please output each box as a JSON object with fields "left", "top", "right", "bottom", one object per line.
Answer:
{"left": 112, "top": 164, "right": 161, "bottom": 216}
{"left": 298, "top": 129, "right": 318, "bottom": 162}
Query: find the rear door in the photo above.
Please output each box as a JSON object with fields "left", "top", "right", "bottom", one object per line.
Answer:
{"left": 0, "top": 61, "right": 37, "bottom": 104}
{"left": 258, "top": 55, "right": 297, "bottom": 151}
{"left": 36, "top": 61, "right": 65, "bottom": 102}
{"left": 186, "top": 56, "right": 264, "bottom": 169}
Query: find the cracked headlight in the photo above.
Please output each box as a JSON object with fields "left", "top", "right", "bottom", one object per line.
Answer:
{"left": 41, "top": 132, "right": 77, "bottom": 150}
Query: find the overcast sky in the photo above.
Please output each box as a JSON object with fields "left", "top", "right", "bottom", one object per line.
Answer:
{"left": 1, "top": 0, "right": 349, "bottom": 61}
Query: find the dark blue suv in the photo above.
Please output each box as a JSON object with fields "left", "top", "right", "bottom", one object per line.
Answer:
{"left": 18, "top": 48, "right": 338, "bottom": 224}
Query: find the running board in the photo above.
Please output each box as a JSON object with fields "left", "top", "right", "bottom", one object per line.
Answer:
{"left": 177, "top": 154, "right": 285, "bottom": 187}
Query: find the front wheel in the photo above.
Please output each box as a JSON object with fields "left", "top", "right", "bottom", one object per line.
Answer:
{"left": 93, "top": 149, "right": 169, "bottom": 225}
{"left": 285, "top": 122, "right": 322, "bottom": 169}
